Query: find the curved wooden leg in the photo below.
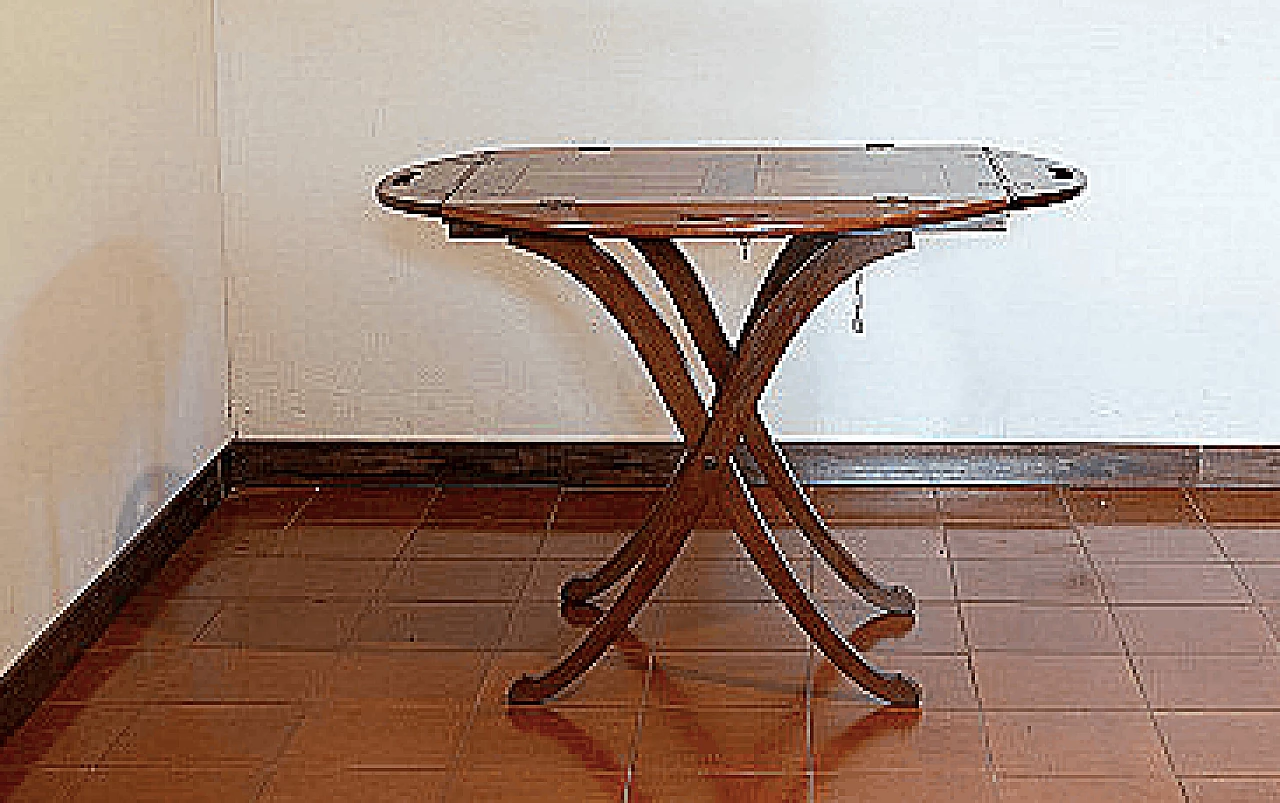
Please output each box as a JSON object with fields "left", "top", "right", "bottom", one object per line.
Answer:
{"left": 630, "top": 237, "right": 915, "bottom": 614}
{"left": 509, "top": 459, "right": 721, "bottom": 705}
{"left": 743, "top": 423, "right": 915, "bottom": 615}
{"left": 721, "top": 464, "right": 921, "bottom": 707}
{"left": 507, "top": 234, "right": 709, "bottom": 606}
{"left": 509, "top": 527, "right": 689, "bottom": 704}
{"left": 560, "top": 512, "right": 657, "bottom": 604}
{"left": 505, "top": 232, "right": 916, "bottom": 706}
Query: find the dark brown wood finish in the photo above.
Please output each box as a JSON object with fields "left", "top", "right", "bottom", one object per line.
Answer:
{"left": 227, "top": 441, "right": 1224, "bottom": 488}
{"left": 375, "top": 143, "right": 1087, "bottom": 707}
{"left": 632, "top": 237, "right": 914, "bottom": 614}
{"left": 507, "top": 232, "right": 918, "bottom": 705}
{"left": 378, "top": 144, "right": 1085, "bottom": 238}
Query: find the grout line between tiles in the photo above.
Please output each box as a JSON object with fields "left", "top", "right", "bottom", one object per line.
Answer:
{"left": 1184, "top": 488, "right": 1280, "bottom": 646}
{"left": 1058, "top": 487, "right": 1193, "bottom": 803}
{"left": 941, "top": 518, "right": 998, "bottom": 791}
{"left": 621, "top": 602, "right": 654, "bottom": 803}
{"left": 437, "top": 486, "right": 564, "bottom": 803}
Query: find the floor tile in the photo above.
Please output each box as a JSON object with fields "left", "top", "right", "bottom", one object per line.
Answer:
{"left": 263, "top": 523, "right": 418, "bottom": 559}
{"left": 1158, "top": 712, "right": 1280, "bottom": 774}
{"left": 478, "top": 650, "right": 649, "bottom": 710}
{"left": 171, "top": 556, "right": 396, "bottom": 600}
{"left": 996, "top": 776, "right": 1184, "bottom": 803}
{"left": 351, "top": 602, "right": 514, "bottom": 650}
{"left": 552, "top": 488, "right": 661, "bottom": 532}
{"left": 808, "top": 487, "right": 939, "bottom": 525}
{"left": 0, "top": 768, "right": 80, "bottom": 803}
{"left": 451, "top": 767, "right": 625, "bottom": 803}
{"left": 938, "top": 487, "right": 1068, "bottom": 526}
{"left": 277, "top": 702, "right": 463, "bottom": 769}
{"left": 500, "top": 598, "right": 662, "bottom": 655}
{"left": 1067, "top": 489, "right": 1198, "bottom": 525}
{"left": 634, "top": 705, "right": 807, "bottom": 774}
{"left": 68, "top": 767, "right": 266, "bottom": 803}
{"left": 424, "top": 487, "right": 558, "bottom": 530}
{"left": 972, "top": 653, "right": 1145, "bottom": 710}
{"left": 215, "top": 487, "right": 316, "bottom": 525}
{"left": 809, "top": 706, "right": 988, "bottom": 774}
{"left": 88, "top": 648, "right": 339, "bottom": 703}
{"left": 1081, "top": 525, "right": 1226, "bottom": 563}
{"left": 1262, "top": 604, "right": 1280, "bottom": 637}
{"left": 945, "top": 527, "right": 1083, "bottom": 559}
{"left": 814, "top": 557, "right": 953, "bottom": 603}
{"left": 1113, "top": 605, "right": 1277, "bottom": 656}
{"left": 196, "top": 601, "right": 363, "bottom": 649}
{"left": 100, "top": 704, "right": 301, "bottom": 766}
{"left": 1183, "top": 777, "right": 1280, "bottom": 802}
{"left": 1212, "top": 528, "right": 1280, "bottom": 562}
{"left": 986, "top": 711, "right": 1169, "bottom": 776}
{"left": 33, "top": 485, "right": 1280, "bottom": 803}
{"left": 811, "top": 653, "right": 979, "bottom": 710}
{"left": 185, "top": 522, "right": 416, "bottom": 561}
{"left": 633, "top": 771, "right": 808, "bottom": 803}
{"left": 1236, "top": 564, "right": 1280, "bottom": 602}
{"left": 326, "top": 650, "right": 489, "bottom": 705}
{"left": 655, "top": 602, "right": 811, "bottom": 652}
{"left": 47, "top": 649, "right": 166, "bottom": 704}
{"left": 93, "top": 597, "right": 222, "bottom": 649}
{"left": 381, "top": 558, "right": 532, "bottom": 602}
{"left": 175, "top": 522, "right": 282, "bottom": 562}
{"left": 961, "top": 603, "right": 1123, "bottom": 654}
{"left": 814, "top": 770, "right": 998, "bottom": 803}
{"left": 1135, "top": 654, "right": 1280, "bottom": 710}
{"left": 520, "top": 557, "right": 621, "bottom": 603}
{"left": 403, "top": 528, "right": 545, "bottom": 559}
{"left": 1099, "top": 563, "right": 1252, "bottom": 604}
{"left": 458, "top": 705, "right": 638, "bottom": 775}
{"left": 259, "top": 766, "right": 447, "bottom": 803}
{"left": 296, "top": 487, "right": 437, "bottom": 524}
{"left": 534, "top": 530, "right": 628, "bottom": 560}
{"left": 658, "top": 558, "right": 780, "bottom": 602}
{"left": 1194, "top": 490, "right": 1280, "bottom": 526}
{"left": 649, "top": 650, "right": 811, "bottom": 709}
{"left": 831, "top": 602, "right": 966, "bottom": 656}
{"left": 829, "top": 526, "right": 947, "bottom": 559}
{"left": 678, "top": 527, "right": 810, "bottom": 561}
{"left": 0, "top": 704, "right": 138, "bottom": 767}
{"left": 951, "top": 556, "right": 1103, "bottom": 603}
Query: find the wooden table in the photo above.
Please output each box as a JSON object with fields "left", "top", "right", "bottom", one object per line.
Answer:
{"left": 375, "top": 144, "right": 1086, "bottom": 706}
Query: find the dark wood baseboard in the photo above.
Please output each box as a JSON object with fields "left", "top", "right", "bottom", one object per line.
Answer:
{"left": 226, "top": 440, "right": 1280, "bottom": 488}
{"left": 8, "top": 437, "right": 1280, "bottom": 744}
{"left": 0, "top": 448, "right": 228, "bottom": 742}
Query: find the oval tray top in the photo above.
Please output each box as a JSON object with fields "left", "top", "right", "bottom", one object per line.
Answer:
{"left": 376, "top": 144, "right": 1085, "bottom": 238}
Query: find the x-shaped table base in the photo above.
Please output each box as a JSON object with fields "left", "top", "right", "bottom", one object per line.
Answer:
{"left": 503, "top": 231, "right": 921, "bottom": 707}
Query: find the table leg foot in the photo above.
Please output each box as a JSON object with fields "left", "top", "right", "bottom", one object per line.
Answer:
{"left": 875, "top": 672, "right": 923, "bottom": 708}
{"left": 744, "top": 421, "right": 916, "bottom": 615}
{"left": 509, "top": 512, "right": 694, "bottom": 704}
{"left": 560, "top": 510, "right": 661, "bottom": 604}
{"left": 560, "top": 576, "right": 599, "bottom": 605}
{"left": 724, "top": 466, "right": 923, "bottom": 708}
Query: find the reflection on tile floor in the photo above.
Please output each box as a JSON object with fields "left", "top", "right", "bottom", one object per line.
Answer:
{"left": 7, "top": 485, "right": 1280, "bottom": 800}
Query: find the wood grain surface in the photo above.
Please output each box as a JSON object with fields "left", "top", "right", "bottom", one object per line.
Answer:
{"left": 376, "top": 144, "right": 1085, "bottom": 237}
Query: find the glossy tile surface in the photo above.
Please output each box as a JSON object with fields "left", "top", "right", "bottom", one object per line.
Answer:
{"left": 11, "top": 484, "right": 1280, "bottom": 800}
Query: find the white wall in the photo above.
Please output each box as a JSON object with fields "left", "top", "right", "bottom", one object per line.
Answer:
{"left": 0, "top": 0, "right": 227, "bottom": 669}
{"left": 221, "top": 0, "right": 1280, "bottom": 443}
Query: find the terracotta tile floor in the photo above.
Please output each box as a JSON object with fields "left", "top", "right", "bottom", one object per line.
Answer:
{"left": 6, "top": 485, "right": 1280, "bottom": 801}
